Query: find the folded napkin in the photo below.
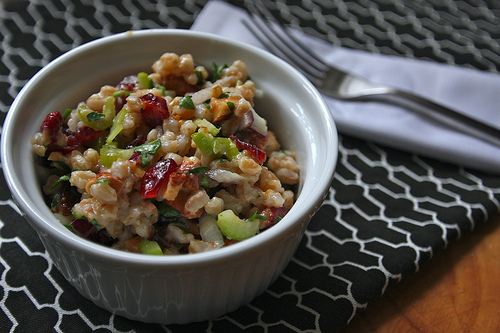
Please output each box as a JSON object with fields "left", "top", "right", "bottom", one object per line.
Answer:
{"left": 192, "top": 1, "right": 500, "bottom": 175}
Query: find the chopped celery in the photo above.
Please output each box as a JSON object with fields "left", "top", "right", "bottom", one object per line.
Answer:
{"left": 154, "top": 83, "right": 166, "bottom": 96}
{"left": 194, "top": 118, "right": 219, "bottom": 136}
{"left": 106, "top": 108, "right": 128, "bottom": 144}
{"left": 139, "top": 239, "right": 163, "bottom": 255}
{"left": 216, "top": 210, "right": 260, "bottom": 241}
{"left": 213, "top": 137, "right": 239, "bottom": 160}
{"left": 191, "top": 132, "right": 239, "bottom": 160}
{"left": 192, "top": 131, "right": 217, "bottom": 158}
{"left": 112, "top": 90, "right": 131, "bottom": 97}
{"left": 90, "top": 131, "right": 109, "bottom": 151}
{"left": 100, "top": 144, "right": 134, "bottom": 168}
{"left": 137, "top": 72, "right": 153, "bottom": 89}
{"left": 78, "top": 96, "right": 115, "bottom": 131}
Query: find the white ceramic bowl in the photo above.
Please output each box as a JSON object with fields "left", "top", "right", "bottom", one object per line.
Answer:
{"left": 1, "top": 29, "right": 338, "bottom": 324}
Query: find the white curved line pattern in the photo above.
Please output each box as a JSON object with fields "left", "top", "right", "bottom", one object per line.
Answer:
{"left": 1, "top": 0, "right": 500, "bottom": 331}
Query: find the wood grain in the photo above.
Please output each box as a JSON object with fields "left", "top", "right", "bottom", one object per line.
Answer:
{"left": 344, "top": 215, "right": 500, "bottom": 332}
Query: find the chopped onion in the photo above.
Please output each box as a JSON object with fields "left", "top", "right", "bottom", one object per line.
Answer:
{"left": 199, "top": 214, "right": 224, "bottom": 246}
{"left": 167, "top": 223, "right": 195, "bottom": 244}
{"left": 205, "top": 169, "right": 244, "bottom": 184}
{"left": 239, "top": 110, "right": 254, "bottom": 130}
{"left": 239, "top": 108, "right": 267, "bottom": 136}
{"left": 190, "top": 86, "right": 212, "bottom": 105}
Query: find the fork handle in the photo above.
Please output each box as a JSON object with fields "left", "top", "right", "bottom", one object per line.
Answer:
{"left": 360, "top": 90, "right": 500, "bottom": 148}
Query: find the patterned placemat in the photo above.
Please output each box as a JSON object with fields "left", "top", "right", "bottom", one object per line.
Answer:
{"left": 1, "top": 1, "right": 500, "bottom": 332}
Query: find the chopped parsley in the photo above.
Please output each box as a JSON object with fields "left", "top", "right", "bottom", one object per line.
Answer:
{"left": 49, "top": 161, "right": 72, "bottom": 176}
{"left": 158, "top": 203, "right": 182, "bottom": 218}
{"left": 62, "top": 108, "right": 72, "bottom": 120}
{"left": 86, "top": 111, "right": 106, "bottom": 122}
{"left": 186, "top": 166, "right": 211, "bottom": 187}
{"left": 212, "top": 62, "right": 228, "bottom": 81}
{"left": 195, "top": 70, "right": 205, "bottom": 86}
{"left": 218, "top": 92, "right": 230, "bottom": 99}
{"left": 179, "top": 95, "right": 195, "bottom": 109}
{"left": 186, "top": 166, "right": 209, "bottom": 175}
{"left": 248, "top": 212, "right": 267, "bottom": 221}
{"left": 71, "top": 206, "right": 86, "bottom": 219}
{"left": 174, "top": 224, "right": 190, "bottom": 234}
{"left": 90, "top": 218, "right": 102, "bottom": 231}
{"left": 134, "top": 139, "right": 161, "bottom": 167}
{"left": 50, "top": 174, "right": 70, "bottom": 190}
{"left": 200, "top": 175, "right": 211, "bottom": 187}
{"left": 64, "top": 224, "right": 75, "bottom": 233}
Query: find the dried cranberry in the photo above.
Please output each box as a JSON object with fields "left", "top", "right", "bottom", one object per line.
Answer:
{"left": 46, "top": 143, "right": 74, "bottom": 155}
{"left": 140, "top": 93, "right": 169, "bottom": 128}
{"left": 75, "top": 126, "right": 101, "bottom": 144}
{"left": 89, "top": 228, "right": 115, "bottom": 246}
{"left": 129, "top": 151, "right": 142, "bottom": 164}
{"left": 65, "top": 134, "right": 79, "bottom": 147}
{"left": 47, "top": 126, "right": 101, "bottom": 155}
{"left": 114, "top": 94, "right": 127, "bottom": 113}
{"left": 70, "top": 219, "right": 95, "bottom": 238}
{"left": 116, "top": 75, "right": 137, "bottom": 91}
{"left": 230, "top": 135, "right": 267, "bottom": 163}
{"left": 59, "top": 186, "right": 81, "bottom": 216}
{"left": 126, "top": 134, "right": 146, "bottom": 148}
{"left": 166, "top": 191, "right": 203, "bottom": 219}
{"left": 40, "top": 112, "right": 63, "bottom": 141}
{"left": 140, "top": 158, "right": 178, "bottom": 199}
{"left": 263, "top": 205, "right": 287, "bottom": 229}
{"left": 238, "top": 130, "right": 268, "bottom": 149}
{"left": 168, "top": 159, "right": 201, "bottom": 191}
{"left": 70, "top": 219, "right": 114, "bottom": 245}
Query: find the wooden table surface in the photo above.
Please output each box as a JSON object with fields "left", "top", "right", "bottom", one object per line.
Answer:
{"left": 344, "top": 214, "right": 500, "bottom": 332}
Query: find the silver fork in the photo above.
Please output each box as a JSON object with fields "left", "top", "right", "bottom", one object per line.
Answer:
{"left": 243, "top": 1, "right": 500, "bottom": 148}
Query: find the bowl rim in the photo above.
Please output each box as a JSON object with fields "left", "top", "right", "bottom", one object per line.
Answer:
{"left": 1, "top": 29, "right": 338, "bottom": 267}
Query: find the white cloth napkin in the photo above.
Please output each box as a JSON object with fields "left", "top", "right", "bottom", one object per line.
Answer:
{"left": 191, "top": 1, "right": 500, "bottom": 175}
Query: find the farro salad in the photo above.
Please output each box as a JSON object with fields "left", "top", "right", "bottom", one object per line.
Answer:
{"left": 31, "top": 52, "right": 299, "bottom": 255}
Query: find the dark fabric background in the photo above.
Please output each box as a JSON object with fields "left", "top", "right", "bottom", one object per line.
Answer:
{"left": 1, "top": 1, "right": 499, "bottom": 331}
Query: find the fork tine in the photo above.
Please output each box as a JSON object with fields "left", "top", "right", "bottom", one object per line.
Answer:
{"left": 248, "top": 1, "right": 330, "bottom": 73}
{"left": 242, "top": 17, "right": 322, "bottom": 83}
{"left": 244, "top": 6, "right": 323, "bottom": 81}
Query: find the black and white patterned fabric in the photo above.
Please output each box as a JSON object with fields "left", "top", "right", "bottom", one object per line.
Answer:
{"left": 1, "top": 1, "right": 500, "bottom": 331}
